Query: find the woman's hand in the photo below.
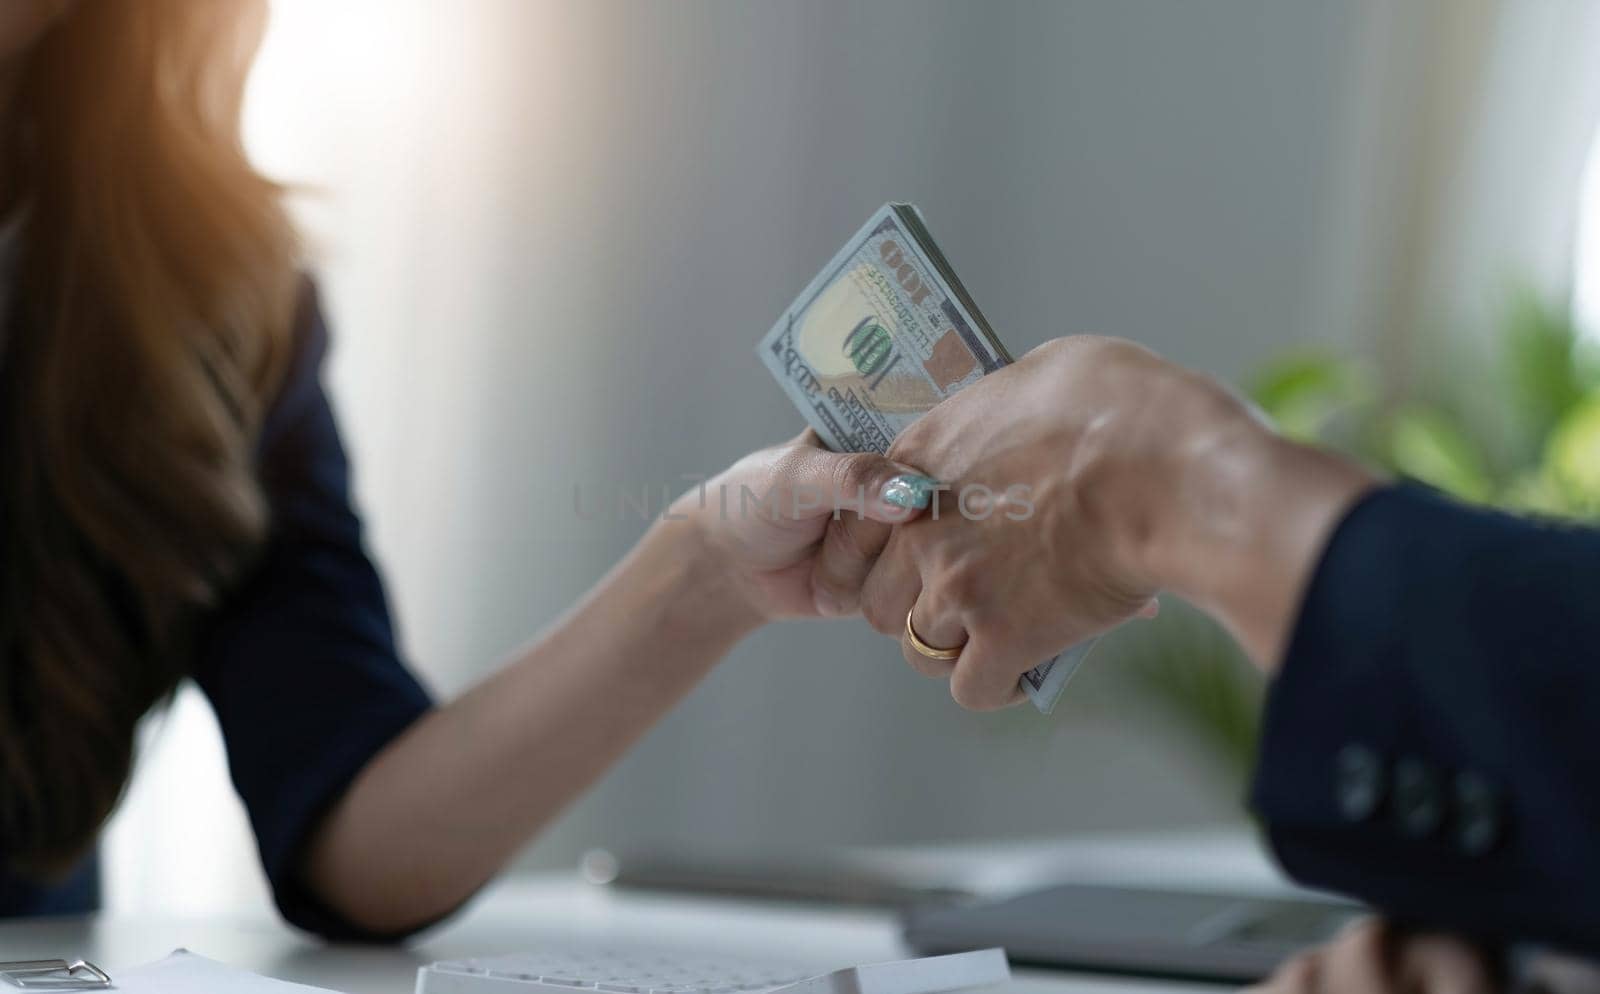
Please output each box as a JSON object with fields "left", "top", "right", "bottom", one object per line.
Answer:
{"left": 308, "top": 430, "right": 935, "bottom": 932}
{"left": 1247, "top": 919, "right": 1500, "bottom": 994}
{"left": 676, "top": 429, "right": 936, "bottom": 625}
{"left": 857, "top": 337, "right": 1374, "bottom": 709}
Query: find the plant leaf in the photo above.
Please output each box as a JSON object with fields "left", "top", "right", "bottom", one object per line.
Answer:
{"left": 1544, "top": 390, "right": 1600, "bottom": 516}
{"left": 1504, "top": 289, "right": 1594, "bottom": 447}
{"left": 1384, "top": 406, "right": 1494, "bottom": 501}
{"left": 1248, "top": 353, "right": 1373, "bottom": 444}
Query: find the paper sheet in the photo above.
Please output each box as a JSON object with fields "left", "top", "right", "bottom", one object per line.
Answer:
{"left": 111, "top": 951, "right": 344, "bottom": 994}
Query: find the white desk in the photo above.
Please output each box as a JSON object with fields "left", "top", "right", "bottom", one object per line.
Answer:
{"left": 0, "top": 875, "right": 1227, "bottom": 994}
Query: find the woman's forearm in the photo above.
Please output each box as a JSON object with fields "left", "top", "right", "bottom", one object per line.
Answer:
{"left": 302, "top": 515, "right": 762, "bottom": 935}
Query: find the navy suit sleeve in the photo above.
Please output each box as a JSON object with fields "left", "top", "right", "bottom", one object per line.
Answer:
{"left": 193, "top": 281, "right": 433, "bottom": 942}
{"left": 1250, "top": 484, "right": 1600, "bottom": 956}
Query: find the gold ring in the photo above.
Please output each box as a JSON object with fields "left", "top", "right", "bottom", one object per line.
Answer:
{"left": 905, "top": 608, "right": 964, "bottom": 660}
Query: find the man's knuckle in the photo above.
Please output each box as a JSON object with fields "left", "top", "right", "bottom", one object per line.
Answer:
{"left": 940, "top": 563, "right": 986, "bottom": 607}
{"left": 923, "top": 581, "right": 974, "bottom": 632}
{"left": 949, "top": 681, "right": 980, "bottom": 711}
{"left": 861, "top": 594, "right": 899, "bottom": 635}
{"left": 969, "top": 607, "right": 1014, "bottom": 646}
{"left": 812, "top": 569, "right": 849, "bottom": 600}
{"left": 949, "top": 667, "right": 995, "bottom": 711}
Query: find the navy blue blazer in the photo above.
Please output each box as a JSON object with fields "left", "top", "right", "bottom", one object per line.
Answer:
{"left": 0, "top": 282, "right": 433, "bottom": 939}
{"left": 1253, "top": 485, "right": 1600, "bottom": 957}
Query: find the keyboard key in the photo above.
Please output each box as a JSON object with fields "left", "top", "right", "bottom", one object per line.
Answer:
{"left": 419, "top": 945, "right": 1006, "bottom": 994}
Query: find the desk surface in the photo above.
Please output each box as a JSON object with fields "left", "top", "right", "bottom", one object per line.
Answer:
{"left": 0, "top": 875, "right": 1226, "bottom": 994}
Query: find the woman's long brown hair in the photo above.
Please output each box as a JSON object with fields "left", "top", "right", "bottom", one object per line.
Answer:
{"left": 0, "top": 0, "right": 297, "bottom": 874}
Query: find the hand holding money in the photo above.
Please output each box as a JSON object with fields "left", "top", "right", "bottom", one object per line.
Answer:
{"left": 675, "top": 430, "right": 931, "bottom": 625}
{"left": 1245, "top": 920, "right": 1499, "bottom": 994}
{"left": 758, "top": 204, "right": 1373, "bottom": 710}
{"left": 857, "top": 333, "right": 1376, "bottom": 706}
{"left": 758, "top": 204, "right": 1098, "bottom": 711}
{"left": 855, "top": 338, "right": 1176, "bottom": 708}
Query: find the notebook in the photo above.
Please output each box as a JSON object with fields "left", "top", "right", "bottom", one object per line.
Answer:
{"left": 91, "top": 952, "right": 340, "bottom": 994}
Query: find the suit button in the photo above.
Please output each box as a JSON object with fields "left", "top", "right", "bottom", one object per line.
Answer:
{"left": 1392, "top": 758, "right": 1444, "bottom": 838}
{"left": 1454, "top": 771, "right": 1505, "bottom": 856}
{"left": 1335, "top": 744, "right": 1385, "bottom": 822}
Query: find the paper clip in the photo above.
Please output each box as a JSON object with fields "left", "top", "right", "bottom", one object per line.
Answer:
{"left": 0, "top": 960, "right": 112, "bottom": 990}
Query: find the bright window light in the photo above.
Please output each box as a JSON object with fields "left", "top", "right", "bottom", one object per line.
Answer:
{"left": 1576, "top": 125, "right": 1600, "bottom": 342}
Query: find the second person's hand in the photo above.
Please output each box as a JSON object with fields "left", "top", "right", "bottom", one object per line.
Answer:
{"left": 859, "top": 336, "right": 1374, "bottom": 709}
{"left": 1246, "top": 919, "right": 1500, "bottom": 994}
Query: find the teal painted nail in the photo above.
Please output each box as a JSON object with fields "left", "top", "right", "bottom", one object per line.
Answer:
{"left": 881, "top": 473, "right": 941, "bottom": 510}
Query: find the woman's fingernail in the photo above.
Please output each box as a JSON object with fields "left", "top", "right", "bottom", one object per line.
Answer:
{"left": 881, "top": 473, "right": 941, "bottom": 510}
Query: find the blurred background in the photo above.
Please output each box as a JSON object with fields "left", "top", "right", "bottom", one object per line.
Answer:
{"left": 104, "top": 0, "right": 1600, "bottom": 914}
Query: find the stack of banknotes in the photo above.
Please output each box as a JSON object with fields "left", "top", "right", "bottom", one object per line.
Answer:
{"left": 757, "top": 203, "right": 1094, "bottom": 714}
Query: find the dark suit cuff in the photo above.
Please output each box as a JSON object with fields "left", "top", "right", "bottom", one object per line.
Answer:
{"left": 1249, "top": 484, "right": 1415, "bottom": 829}
{"left": 1245, "top": 484, "right": 1570, "bottom": 948}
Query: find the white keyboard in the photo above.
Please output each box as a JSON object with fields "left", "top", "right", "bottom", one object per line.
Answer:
{"left": 415, "top": 946, "right": 1009, "bottom": 994}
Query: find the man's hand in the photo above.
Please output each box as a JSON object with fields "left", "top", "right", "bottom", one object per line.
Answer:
{"left": 1247, "top": 920, "right": 1500, "bottom": 994}
{"left": 858, "top": 336, "right": 1374, "bottom": 708}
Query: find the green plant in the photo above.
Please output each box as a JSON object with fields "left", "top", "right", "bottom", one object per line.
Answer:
{"left": 1109, "top": 290, "right": 1600, "bottom": 776}
{"left": 1256, "top": 291, "right": 1600, "bottom": 515}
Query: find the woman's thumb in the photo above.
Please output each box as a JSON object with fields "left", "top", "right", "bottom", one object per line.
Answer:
{"left": 828, "top": 451, "right": 941, "bottom": 523}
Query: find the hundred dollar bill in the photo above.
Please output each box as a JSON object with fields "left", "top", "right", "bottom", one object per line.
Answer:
{"left": 757, "top": 203, "right": 1095, "bottom": 714}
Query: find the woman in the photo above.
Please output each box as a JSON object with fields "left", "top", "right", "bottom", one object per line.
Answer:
{"left": 0, "top": 1, "right": 926, "bottom": 939}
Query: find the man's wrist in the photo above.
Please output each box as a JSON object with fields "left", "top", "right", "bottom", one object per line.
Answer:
{"left": 1145, "top": 405, "right": 1280, "bottom": 595}
{"left": 1105, "top": 372, "right": 1265, "bottom": 596}
{"left": 1146, "top": 413, "right": 1376, "bottom": 669}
